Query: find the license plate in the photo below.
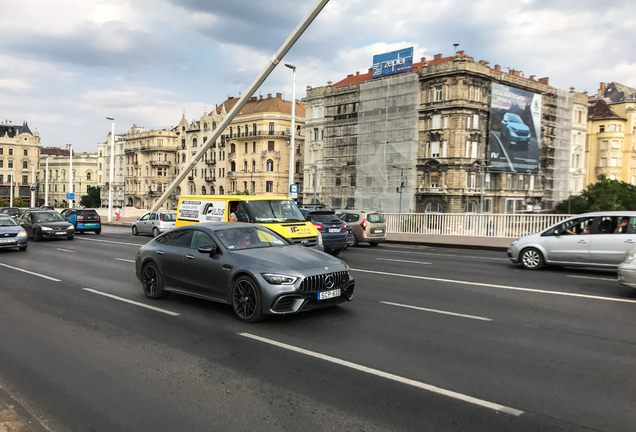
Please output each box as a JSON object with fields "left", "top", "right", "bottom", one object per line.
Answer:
{"left": 317, "top": 289, "right": 341, "bottom": 300}
{"left": 55, "top": 231, "right": 66, "bottom": 235}
{"left": 84, "top": 223, "right": 94, "bottom": 226}
{"left": 0, "top": 238, "right": 15, "bottom": 243}
{"left": 372, "top": 229, "right": 383, "bottom": 234}
{"left": 328, "top": 228, "right": 340, "bottom": 233}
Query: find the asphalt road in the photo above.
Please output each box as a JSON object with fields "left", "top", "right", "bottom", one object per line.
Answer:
{"left": 0, "top": 226, "right": 635, "bottom": 431}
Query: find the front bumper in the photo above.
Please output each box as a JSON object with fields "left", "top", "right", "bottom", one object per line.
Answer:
{"left": 0, "top": 236, "right": 27, "bottom": 249}
{"left": 40, "top": 229, "right": 74, "bottom": 239}
{"left": 617, "top": 264, "right": 636, "bottom": 289}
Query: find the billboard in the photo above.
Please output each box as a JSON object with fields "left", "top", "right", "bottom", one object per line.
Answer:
{"left": 486, "top": 83, "right": 542, "bottom": 173}
{"left": 372, "top": 47, "right": 413, "bottom": 78}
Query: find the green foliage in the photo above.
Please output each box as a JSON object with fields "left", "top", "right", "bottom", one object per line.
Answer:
{"left": 11, "top": 197, "right": 26, "bottom": 207}
{"left": 232, "top": 189, "right": 252, "bottom": 195}
{"left": 0, "top": 198, "right": 8, "bottom": 207}
{"left": 80, "top": 186, "right": 101, "bottom": 208}
{"left": 555, "top": 175, "right": 636, "bottom": 213}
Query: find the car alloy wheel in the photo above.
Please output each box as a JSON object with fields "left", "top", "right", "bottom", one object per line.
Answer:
{"left": 132, "top": 226, "right": 139, "bottom": 236}
{"left": 152, "top": 227, "right": 160, "bottom": 237}
{"left": 520, "top": 248, "right": 544, "bottom": 270}
{"left": 141, "top": 263, "right": 169, "bottom": 299}
{"left": 232, "top": 276, "right": 264, "bottom": 323}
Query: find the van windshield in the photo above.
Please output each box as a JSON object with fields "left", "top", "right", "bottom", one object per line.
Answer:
{"left": 244, "top": 200, "right": 306, "bottom": 223}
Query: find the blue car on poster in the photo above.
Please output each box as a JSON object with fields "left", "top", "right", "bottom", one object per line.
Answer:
{"left": 60, "top": 208, "right": 102, "bottom": 234}
{"left": 501, "top": 113, "right": 531, "bottom": 146}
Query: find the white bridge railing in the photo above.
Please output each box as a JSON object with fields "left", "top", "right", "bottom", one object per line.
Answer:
{"left": 384, "top": 213, "right": 572, "bottom": 238}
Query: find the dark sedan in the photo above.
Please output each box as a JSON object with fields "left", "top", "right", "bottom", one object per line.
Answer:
{"left": 135, "top": 223, "right": 354, "bottom": 323}
{"left": 300, "top": 209, "right": 348, "bottom": 256}
{"left": 0, "top": 207, "right": 22, "bottom": 219}
{"left": 0, "top": 215, "right": 28, "bottom": 251}
{"left": 17, "top": 210, "right": 75, "bottom": 241}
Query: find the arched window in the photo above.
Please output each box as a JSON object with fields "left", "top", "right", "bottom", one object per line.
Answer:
{"left": 176, "top": 186, "right": 181, "bottom": 195}
{"left": 201, "top": 186, "right": 206, "bottom": 195}
{"left": 295, "top": 161, "right": 301, "bottom": 174}
{"left": 252, "top": 160, "right": 256, "bottom": 172}
{"left": 465, "top": 202, "right": 476, "bottom": 213}
{"left": 210, "top": 186, "right": 215, "bottom": 195}
{"left": 231, "top": 161, "right": 236, "bottom": 171}
{"left": 219, "top": 186, "right": 224, "bottom": 195}
{"left": 244, "top": 161, "right": 248, "bottom": 172}
{"left": 243, "top": 181, "right": 248, "bottom": 190}
{"left": 193, "top": 138, "right": 197, "bottom": 147}
{"left": 425, "top": 201, "right": 443, "bottom": 213}
{"left": 212, "top": 122, "right": 216, "bottom": 130}
{"left": 86, "top": 172, "right": 91, "bottom": 180}
{"left": 182, "top": 126, "right": 185, "bottom": 131}
{"left": 231, "top": 143, "right": 236, "bottom": 153}
{"left": 204, "top": 123, "right": 208, "bottom": 131}
{"left": 266, "top": 159, "right": 274, "bottom": 172}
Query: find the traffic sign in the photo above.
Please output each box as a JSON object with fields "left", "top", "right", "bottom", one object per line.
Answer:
{"left": 290, "top": 183, "right": 298, "bottom": 199}
{"left": 29, "top": 183, "right": 37, "bottom": 191}
{"left": 66, "top": 193, "right": 75, "bottom": 200}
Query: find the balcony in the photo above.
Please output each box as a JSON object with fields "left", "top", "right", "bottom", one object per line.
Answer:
{"left": 205, "top": 159, "right": 216, "bottom": 166}
{"left": 188, "top": 176, "right": 194, "bottom": 182}
{"left": 261, "top": 150, "right": 280, "bottom": 159}
{"left": 227, "top": 171, "right": 238, "bottom": 179}
{"left": 150, "top": 160, "right": 171, "bottom": 167}
{"left": 228, "top": 152, "right": 237, "bottom": 159}
{"left": 204, "top": 176, "right": 216, "bottom": 182}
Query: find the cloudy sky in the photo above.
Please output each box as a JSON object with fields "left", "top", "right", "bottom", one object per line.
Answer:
{"left": 1, "top": 0, "right": 635, "bottom": 152}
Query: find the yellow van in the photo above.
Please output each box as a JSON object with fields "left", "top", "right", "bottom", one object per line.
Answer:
{"left": 176, "top": 195, "right": 323, "bottom": 250}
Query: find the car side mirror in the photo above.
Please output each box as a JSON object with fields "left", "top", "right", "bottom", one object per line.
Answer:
{"left": 198, "top": 245, "right": 218, "bottom": 256}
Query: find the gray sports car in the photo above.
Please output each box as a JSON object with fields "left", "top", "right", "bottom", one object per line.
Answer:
{"left": 135, "top": 222, "right": 354, "bottom": 322}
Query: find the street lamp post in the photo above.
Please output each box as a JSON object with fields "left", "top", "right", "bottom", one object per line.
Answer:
{"left": 313, "top": 158, "right": 334, "bottom": 205}
{"left": 45, "top": 157, "right": 49, "bottom": 206}
{"left": 392, "top": 165, "right": 412, "bottom": 213}
{"left": 285, "top": 63, "right": 296, "bottom": 200}
{"left": 66, "top": 143, "right": 73, "bottom": 208}
{"left": 106, "top": 117, "right": 115, "bottom": 222}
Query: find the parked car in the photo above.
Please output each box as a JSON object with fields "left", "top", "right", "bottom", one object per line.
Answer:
{"left": 501, "top": 112, "right": 531, "bottom": 146}
{"left": 135, "top": 223, "right": 354, "bottom": 323}
{"left": 336, "top": 210, "right": 386, "bottom": 246}
{"left": 17, "top": 210, "right": 75, "bottom": 241}
{"left": 132, "top": 211, "right": 177, "bottom": 237}
{"left": 0, "top": 215, "right": 28, "bottom": 251}
{"left": 40, "top": 205, "right": 55, "bottom": 210}
{"left": 299, "top": 209, "right": 348, "bottom": 256}
{"left": 343, "top": 221, "right": 356, "bottom": 248}
{"left": 508, "top": 212, "right": 636, "bottom": 270}
{"left": 617, "top": 250, "right": 636, "bottom": 289}
{"left": 0, "top": 207, "right": 22, "bottom": 219}
{"left": 60, "top": 208, "right": 101, "bottom": 234}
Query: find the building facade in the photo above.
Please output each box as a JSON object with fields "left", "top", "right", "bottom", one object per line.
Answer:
{"left": 570, "top": 90, "right": 589, "bottom": 195}
{"left": 0, "top": 120, "right": 41, "bottom": 206}
{"left": 585, "top": 82, "right": 636, "bottom": 186}
{"left": 97, "top": 132, "right": 127, "bottom": 208}
{"left": 39, "top": 147, "right": 99, "bottom": 207}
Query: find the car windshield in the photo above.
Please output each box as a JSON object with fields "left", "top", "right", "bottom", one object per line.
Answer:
{"left": 161, "top": 213, "right": 176, "bottom": 222}
{"left": 244, "top": 200, "right": 306, "bottom": 223}
{"left": 34, "top": 212, "right": 65, "bottom": 223}
{"left": 215, "top": 226, "right": 289, "bottom": 250}
{"left": 509, "top": 114, "right": 524, "bottom": 124}
{"left": 0, "top": 217, "right": 17, "bottom": 226}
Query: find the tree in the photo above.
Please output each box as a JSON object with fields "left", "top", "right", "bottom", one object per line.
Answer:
{"left": 80, "top": 186, "right": 101, "bottom": 208}
{"left": 232, "top": 189, "right": 252, "bottom": 195}
{"left": 0, "top": 198, "right": 8, "bottom": 207}
{"left": 555, "top": 175, "right": 636, "bottom": 213}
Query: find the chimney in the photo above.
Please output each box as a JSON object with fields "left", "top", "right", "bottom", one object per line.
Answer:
{"left": 356, "top": 71, "right": 360, "bottom": 76}
{"left": 494, "top": 65, "right": 501, "bottom": 72}
{"left": 538, "top": 77, "right": 549, "bottom": 85}
{"left": 529, "top": 75, "right": 536, "bottom": 81}
{"left": 512, "top": 70, "right": 520, "bottom": 77}
{"left": 421, "top": 57, "right": 428, "bottom": 66}
{"left": 276, "top": 92, "right": 282, "bottom": 99}
{"left": 599, "top": 82, "right": 606, "bottom": 97}
{"left": 267, "top": 93, "right": 272, "bottom": 99}
{"left": 368, "top": 68, "right": 372, "bottom": 74}
{"left": 347, "top": 74, "right": 353, "bottom": 77}
{"left": 260, "top": 95, "right": 264, "bottom": 101}
{"left": 434, "top": 53, "right": 442, "bottom": 60}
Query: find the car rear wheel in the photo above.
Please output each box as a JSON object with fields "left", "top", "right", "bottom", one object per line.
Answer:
{"left": 33, "top": 230, "right": 41, "bottom": 241}
{"left": 329, "top": 248, "right": 341, "bottom": 257}
{"left": 352, "top": 236, "right": 359, "bottom": 247}
{"left": 18, "top": 245, "right": 27, "bottom": 251}
{"left": 520, "top": 248, "right": 544, "bottom": 270}
{"left": 152, "top": 227, "right": 160, "bottom": 237}
{"left": 95, "top": 228, "right": 101, "bottom": 235}
{"left": 141, "top": 262, "right": 169, "bottom": 299}
{"left": 132, "top": 226, "right": 139, "bottom": 236}
{"left": 231, "top": 276, "right": 264, "bottom": 323}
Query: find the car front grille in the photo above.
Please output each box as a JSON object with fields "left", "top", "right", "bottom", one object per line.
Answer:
{"left": 299, "top": 271, "right": 350, "bottom": 292}
{"left": 292, "top": 236, "right": 318, "bottom": 247}
{"left": 0, "top": 233, "right": 18, "bottom": 238}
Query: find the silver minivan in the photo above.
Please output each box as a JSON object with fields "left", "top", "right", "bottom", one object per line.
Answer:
{"left": 508, "top": 211, "right": 636, "bottom": 270}
{"left": 132, "top": 211, "right": 176, "bottom": 237}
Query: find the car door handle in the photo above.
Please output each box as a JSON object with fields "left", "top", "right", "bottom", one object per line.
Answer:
{"left": 577, "top": 240, "right": 588, "bottom": 243}
{"left": 625, "top": 239, "right": 635, "bottom": 243}
{"left": 156, "top": 250, "right": 164, "bottom": 255}
{"left": 186, "top": 254, "right": 195, "bottom": 259}
{"left": 222, "top": 264, "right": 233, "bottom": 270}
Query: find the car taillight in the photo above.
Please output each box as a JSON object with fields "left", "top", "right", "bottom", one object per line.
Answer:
{"left": 160, "top": 215, "right": 164, "bottom": 221}
{"left": 313, "top": 223, "right": 324, "bottom": 230}
{"left": 342, "top": 223, "right": 347, "bottom": 230}
{"left": 77, "top": 216, "right": 83, "bottom": 220}
{"left": 360, "top": 218, "right": 368, "bottom": 230}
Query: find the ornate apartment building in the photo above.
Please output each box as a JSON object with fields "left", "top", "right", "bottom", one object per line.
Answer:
{"left": 304, "top": 51, "right": 583, "bottom": 213}
{"left": 39, "top": 147, "right": 98, "bottom": 207}
{"left": 0, "top": 120, "right": 41, "bottom": 206}
{"left": 570, "top": 91, "right": 589, "bottom": 195}
{"left": 585, "top": 82, "right": 636, "bottom": 186}
{"left": 97, "top": 132, "right": 127, "bottom": 208}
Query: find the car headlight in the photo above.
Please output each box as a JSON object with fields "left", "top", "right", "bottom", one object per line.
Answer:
{"left": 261, "top": 274, "right": 298, "bottom": 285}
{"left": 41, "top": 226, "right": 53, "bottom": 231}
{"left": 625, "top": 252, "right": 636, "bottom": 263}
{"left": 67, "top": 225, "right": 75, "bottom": 230}
{"left": 17, "top": 230, "right": 27, "bottom": 237}
{"left": 511, "top": 239, "right": 519, "bottom": 245}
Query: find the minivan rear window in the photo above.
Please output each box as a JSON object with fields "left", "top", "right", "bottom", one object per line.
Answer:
{"left": 367, "top": 213, "right": 385, "bottom": 223}
{"left": 311, "top": 213, "right": 341, "bottom": 223}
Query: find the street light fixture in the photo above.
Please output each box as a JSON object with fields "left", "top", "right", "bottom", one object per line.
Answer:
{"left": 106, "top": 117, "right": 115, "bottom": 222}
{"left": 66, "top": 143, "right": 73, "bottom": 208}
{"left": 392, "top": 165, "right": 412, "bottom": 213}
{"left": 285, "top": 63, "right": 297, "bottom": 201}
{"left": 314, "top": 158, "right": 334, "bottom": 205}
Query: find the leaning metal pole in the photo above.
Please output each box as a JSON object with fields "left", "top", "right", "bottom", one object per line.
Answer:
{"left": 150, "top": 0, "right": 330, "bottom": 212}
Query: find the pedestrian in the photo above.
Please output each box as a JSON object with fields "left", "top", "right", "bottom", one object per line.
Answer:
{"left": 115, "top": 207, "right": 121, "bottom": 221}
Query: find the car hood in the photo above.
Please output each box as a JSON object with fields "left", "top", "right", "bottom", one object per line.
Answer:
{"left": 0, "top": 226, "right": 24, "bottom": 234}
{"left": 230, "top": 245, "right": 344, "bottom": 272}
{"left": 37, "top": 221, "right": 73, "bottom": 229}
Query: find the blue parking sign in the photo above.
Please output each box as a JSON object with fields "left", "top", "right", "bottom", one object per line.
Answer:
{"left": 66, "top": 193, "right": 75, "bottom": 200}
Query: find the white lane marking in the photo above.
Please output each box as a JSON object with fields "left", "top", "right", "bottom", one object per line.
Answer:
{"left": 239, "top": 333, "right": 523, "bottom": 416}
{"left": 115, "top": 258, "right": 135, "bottom": 263}
{"left": 381, "top": 301, "right": 492, "bottom": 321}
{"left": 567, "top": 275, "right": 616, "bottom": 282}
{"left": 376, "top": 258, "right": 431, "bottom": 265}
{"left": 83, "top": 288, "right": 179, "bottom": 316}
{"left": 56, "top": 248, "right": 76, "bottom": 253}
{"left": 0, "top": 263, "right": 61, "bottom": 282}
{"left": 383, "top": 249, "right": 509, "bottom": 261}
{"left": 351, "top": 269, "right": 636, "bottom": 304}
{"left": 75, "top": 237, "right": 144, "bottom": 247}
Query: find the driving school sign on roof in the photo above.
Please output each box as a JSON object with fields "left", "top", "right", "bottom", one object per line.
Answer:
{"left": 372, "top": 47, "right": 413, "bottom": 78}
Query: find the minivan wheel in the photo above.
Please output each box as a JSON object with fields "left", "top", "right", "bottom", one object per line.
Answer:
{"left": 369, "top": 242, "right": 379, "bottom": 247}
{"left": 231, "top": 276, "right": 264, "bottom": 323}
{"left": 352, "top": 236, "right": 359, "bottom": 247}
{"left": 520, "top": 248, "right": 544, "bottom": 270}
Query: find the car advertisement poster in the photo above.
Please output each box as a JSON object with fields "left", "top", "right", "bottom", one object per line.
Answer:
{"left": 177, "top": 199, "right": 226, "bottom": 223}
{"left": 372, "top": 47, "right": 413, "bottom": 78}
{"left": 487, "top": 83, "right": 542, "bottom": 173}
